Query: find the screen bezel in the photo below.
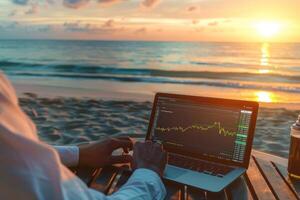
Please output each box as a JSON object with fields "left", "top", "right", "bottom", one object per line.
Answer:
{"left": 146, "top": 92, "right": 259, "bottom": 169}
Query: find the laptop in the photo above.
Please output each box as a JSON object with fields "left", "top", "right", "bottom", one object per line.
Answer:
{"left": 146, "top": 93, "right": 259, "bottom": 192}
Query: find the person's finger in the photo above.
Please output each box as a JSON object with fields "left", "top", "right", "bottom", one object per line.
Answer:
{"left": 133, "top": 142, "right": 139, "bottom": 152}
{"left": 109, "top": 155, "right": 133, "bottom": 164}
{"left": 145, "top": 140, "right": 152, "bottom": 145}
{"left": 133, "top": 141, "right": 143, "bottom": 150}
{"left": 162, "top": 151, "right": 168, "bottom": 168}
{"left": 133, "top": 142, "right": 143, "bottom": 159}
{"left": 153, "top": 142, "right": 162, "bottom": 149}
{"left": 123, "top": 147, "right": 129, "bottom": 154}
{"left": 144, "top": 141, "right": 152, "bottom": 156}
{"left": 153, "top": 142, "right": 163, "bottom": 154}
{"left": 115, "top": 136, "right": 135, "bottom": 144}
{"left": 111, "top": 138, "right": 133, "bottom": 150}
{"left": 112, "top": 137, "right": 132, "bottom": 153}
{"left": 115, "top": 136, "right": 131, "bottom": 141}
{"left": 116, "top": 137, "right": 134, "bottom": 150}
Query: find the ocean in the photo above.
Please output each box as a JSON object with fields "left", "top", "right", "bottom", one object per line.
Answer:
{"left": 1, "top": 40, "right": 300, "bottom": 106}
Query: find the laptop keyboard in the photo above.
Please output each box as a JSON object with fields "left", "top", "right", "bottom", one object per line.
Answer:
{"left": 168, "top": 153, "right": 233, "bottom": 177}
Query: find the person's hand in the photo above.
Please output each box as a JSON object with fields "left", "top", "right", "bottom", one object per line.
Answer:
{"left": 78, "top": 137, "right": 133, "bottom": 168}
{"left": 132, "top": 141, "right": 167, "bottom": 177}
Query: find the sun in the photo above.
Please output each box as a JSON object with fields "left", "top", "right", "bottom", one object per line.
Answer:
{"left": 255, "top": 21, "right": 281, "bottom": 38}
{"left": 255, "top": 91, "right": 274, "bottom": 102}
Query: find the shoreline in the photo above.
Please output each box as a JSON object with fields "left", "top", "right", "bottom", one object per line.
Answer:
{"left": 13, "top": 80, "right": 300, "bottom": 110}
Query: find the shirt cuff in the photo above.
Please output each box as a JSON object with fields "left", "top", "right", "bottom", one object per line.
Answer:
{"left": 126, "top": 168, "right": 167, "bottom": 199}
{"left": 53, "top": 146, "right": 79, "bottom": 167}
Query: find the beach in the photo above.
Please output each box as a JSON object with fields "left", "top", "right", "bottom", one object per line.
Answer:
{"left": 2, "top": 40, "right": 300, "bottom": 159}
{"left": 19, "top": 92, "right": 299, "bottom": 158}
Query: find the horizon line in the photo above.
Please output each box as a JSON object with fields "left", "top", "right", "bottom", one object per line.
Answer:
{"left": 0, "top": 38, "right": 299, "bottom": 44}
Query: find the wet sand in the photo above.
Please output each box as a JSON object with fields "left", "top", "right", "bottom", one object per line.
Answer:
{"left": 20, "top": 93, "right": 299, "bottom": 158}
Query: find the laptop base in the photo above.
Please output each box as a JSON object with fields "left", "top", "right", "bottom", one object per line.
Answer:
{"left": 164, "top": 164, "right": 246, "bottom": 192}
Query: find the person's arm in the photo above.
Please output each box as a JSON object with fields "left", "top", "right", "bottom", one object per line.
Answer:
{"left": 53, "top": 145, "right": 79, "bottom": 167}
{"left": 53, "top": 136, "right": 133, "bottom": 168}
{"left": 54, "top": 140, "right": 166, "bottom": 200}
{"left": 54, "top": 138, "right": 167, "bottom": 199}
{"left": 2, "top": 71, "right": 168, "bottom": 200}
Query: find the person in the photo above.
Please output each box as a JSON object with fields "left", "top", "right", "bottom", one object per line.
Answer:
{"left": 0, "top": 71, "right": 167, "bottom": 200}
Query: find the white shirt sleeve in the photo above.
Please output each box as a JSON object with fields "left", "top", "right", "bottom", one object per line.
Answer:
{"left": 53, "top": 145, "right": 167, "bottom": 199}
{"left": 0, "top": 71, "right": 167, "bottom": 200}
{"left": 54, "top": 145, "right": 79, "bottom": 167}
{"left": 107, "top": 168, "right": 167, "bottom": 200}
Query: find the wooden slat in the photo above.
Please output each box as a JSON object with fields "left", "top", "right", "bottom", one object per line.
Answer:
{"left": 76, "top": 167, "right": 99, "bottom": 186}
{"left": 186, "top": 186, "right": 206, "bottom": 200}
{"left": 110, "top": 169, "right": 132, "bottom": 193}
{"left": 272, "top": 162, "right": 300, "bottom": 199}
{"left": 252, "top": 150, "right": 287, "bottom": 167}
{"left": 89, "top": 167, "right": 119, "bottom": 194}
{"left": 226, "top": 176, "right": 254, "bottom": 200}
{"left": 246, "top": 157, "right": 276, "bottom": 200}
{"left": 75, "top": 151, "right": 300, "bottom": 200}
{"left": 254, "top": 157, "right": 297, "bottom": 200}
{"left": 206, "top": 190, "right": 227, "bottom": 200}
{"left": 163, "top": 180, "right": 184, "bottom": 200}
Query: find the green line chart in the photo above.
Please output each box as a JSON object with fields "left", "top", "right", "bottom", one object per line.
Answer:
{"left": 155, "top": 122, "right": 237, "bottom": 137}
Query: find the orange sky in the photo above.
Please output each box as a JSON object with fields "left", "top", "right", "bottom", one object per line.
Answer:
{"left": 0, "top": 0, "right": 300, "bottom": 42}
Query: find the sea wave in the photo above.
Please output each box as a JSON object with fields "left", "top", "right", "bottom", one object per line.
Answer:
{"left": 1, "top": 61, "right": 300, "bottom": 93}
{"left": 5, "top": 71, "right": 300, "bottom": 93}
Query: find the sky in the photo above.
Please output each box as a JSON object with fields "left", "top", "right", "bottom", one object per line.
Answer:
{"left": 0, "top": 0, "right": 300, "bottom": 42}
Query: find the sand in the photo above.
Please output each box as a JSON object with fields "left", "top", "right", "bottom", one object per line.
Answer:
{"left": 19, "top": 93, "right": 300, "bottom": 159}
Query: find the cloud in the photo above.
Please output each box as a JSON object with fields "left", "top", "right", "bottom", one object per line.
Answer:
{"left": 63, "top": 22, "right": 87, "bottom": 32}
{"left": 187, "top": 6, "right": 197, "bottom": 12}
{"left": 208, "top": 21, "right": 218, "bottom": 26}
{"left": 6, "top": 22, "right": 20, "bottom": 29}
{"left": 8, "top": 10, "right": 19, "bottom": 17}
{"left": 135, "top": 27, "right": 147, "bottom": 34}
{"left": 63, "top": 0, "right": 90, "bottom": 9}
{"left": 195, "top": 26, "right": 205, "bottom": 32}
{"left": 102, "top": 19, "right": 114, "bottom": 28}
{"left": 98, "top": 0, "right": 121, "bottom": 4}
{"left": 63, "top": 21, "right": 121, "bottom": 33}
{"left": 46, "top": 0, "right": 55, "bottom": 4}
{"left": 192, "top": 19, "right": 199, "bottom": 25}
{"left": 37, "top": 25, "right": 52, "bottom": 32}
{"left": 12, "top": 0, "right": 29, "bottom": 5}
{"left": 141, "top": 0, "right": 160, "bottom": 7}
{"left": 62, "top": 0, "right": 123, "bottom": 8}
{"left": 224, "top": 19, "right": 232, "bottom": 23}
{"left": 25, "top": 4, "right": 39, "bottom": 15}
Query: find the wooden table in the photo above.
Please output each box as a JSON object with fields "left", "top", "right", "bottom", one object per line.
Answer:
{"left": 73, "top": 150, "right": 300, "bottom": 200}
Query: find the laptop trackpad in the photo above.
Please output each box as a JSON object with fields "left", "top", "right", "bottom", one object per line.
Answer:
{"left": 164, "top": 165, "right": 188, "bottom": 179}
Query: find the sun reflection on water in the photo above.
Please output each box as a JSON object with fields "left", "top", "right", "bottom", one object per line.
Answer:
{"left": 258, "top": 69, "right": 271, "bottom": 74}
{"left": 260, "top": 43, "right": 269, "bottom": 66}
{"left": 258, "top": 43, "right": 270, "bottom": 74}
{"left": 255, "top": 91, "right": 274, "bottom": 103}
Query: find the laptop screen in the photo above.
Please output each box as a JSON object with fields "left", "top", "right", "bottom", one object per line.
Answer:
{"left": 148, "top": 94, "right": 258, "bottom": 167}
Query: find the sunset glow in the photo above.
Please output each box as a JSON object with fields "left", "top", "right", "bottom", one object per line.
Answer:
{"left": 0, "top": 0, "right": 299, "bottom": 42}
